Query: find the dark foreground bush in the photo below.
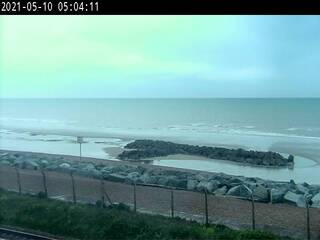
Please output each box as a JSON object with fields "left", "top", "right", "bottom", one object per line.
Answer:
{"left": 0, "top": 189, "right": 290, "bottom": 240}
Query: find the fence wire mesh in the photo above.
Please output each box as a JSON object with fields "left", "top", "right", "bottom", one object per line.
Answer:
{"left": 0, "top": 164, "right": 319, "bottom": 240}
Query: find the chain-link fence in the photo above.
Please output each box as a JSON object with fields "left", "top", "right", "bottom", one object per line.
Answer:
{"left": 0, "top": 164, "right": 319, "bottom": 240}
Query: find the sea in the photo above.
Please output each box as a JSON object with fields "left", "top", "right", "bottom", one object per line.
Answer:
{"left": 1, "top": 98, "right": 320, "bottom": 184}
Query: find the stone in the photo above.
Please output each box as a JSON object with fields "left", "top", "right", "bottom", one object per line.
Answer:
{"left": 105, "top": 173, "right": 126, "bottom": 183}
{"left": 213, "top": 186, "right": 228, "bottom": 195}
{"left": 196, "top": 181, "right": 217, "bottom": 192}
{"left": 40, "top": 160, "right": 49, "bottom": 168}
{"left": 157, "top": 177, "right": 169, "bottom": 186}
{"left": 270, "top": 188, "right": 287, "bottom": 203}
{"left": 167, "top": 176, "right": 187, "bottom": 188}
{"left": 226, "top": 185, "right": 251, "bottom": 198}
{"left": 228, "top": 178, "right": 243, "bottom": 187}
{"left": 288, "top": 155, "right": 294, "bottom": 162}
{"left": 296, "top": 184, "right": 309, "bottom": 194}
{"left": 284, "top": 191, "right": 306, "bottom": 207}
{"left": 311, "top": 193, "right": 320, "bottom": 208}
{"left": 0, "top": 160, "right": 10, "bottom": 165}
{"left": 22, "top": 160, "right": 39, "bottom": 170}
{"left": 253, "top": 185, "right": 269, "bottom": 202}
{"left": 125, "top": 172, "right": 140, "bottom": 183}
{"left": 59, "top": 163, "right": 71, "bottom": 169}
{"left": 195, "top": 173, "right": 208, "bottom": 182}
{"left": 187, "top": 180, "right": 198, "bottom": 190}
{"left": 77, "top": 164, "right": 101, "bottom": 177}
{"left": 209, "top": 180, "right": 220, "bottom": 190}
{"left": 138, "top": 173, "right": 151, "bottom": 184}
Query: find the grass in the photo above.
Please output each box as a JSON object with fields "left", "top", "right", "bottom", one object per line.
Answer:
{"left": 0, "top": 189, "right": 291, "bottom": 240}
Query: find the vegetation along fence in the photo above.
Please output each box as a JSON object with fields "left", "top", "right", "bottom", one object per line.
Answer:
{"left": 0, "top": 165, "right": 319, "bottom": 240}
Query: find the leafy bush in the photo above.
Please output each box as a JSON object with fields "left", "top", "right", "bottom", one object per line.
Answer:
{"left": 37, "top": 191, "right": 47, "bottom": 199}
{"left": 110, "top": 202, "right": 131, "bottom": 211}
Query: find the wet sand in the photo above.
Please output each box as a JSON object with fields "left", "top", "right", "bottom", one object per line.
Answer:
{"left": 269, "top": 141, "right": 320, "bottom": 164}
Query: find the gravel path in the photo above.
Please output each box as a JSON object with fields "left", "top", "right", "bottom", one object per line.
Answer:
{"left": 1, "top": 165, "right": 319, "bottom": 240}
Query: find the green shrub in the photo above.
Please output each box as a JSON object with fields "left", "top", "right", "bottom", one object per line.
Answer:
{"left": 95, "top": 200, "right": 106, "bottom": 208}
{"left": 110, "top": 202, "right": 131, "bottom": 212}
{"left": 0, "top": 190, "right": 290, "bottom": 240}
{"left": 37, "top": 191, "right": 47, "bottom": 199}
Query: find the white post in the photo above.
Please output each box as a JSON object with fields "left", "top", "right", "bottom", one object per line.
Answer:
{"left": 77, "top": 136, "right": 84, "bottom": 161}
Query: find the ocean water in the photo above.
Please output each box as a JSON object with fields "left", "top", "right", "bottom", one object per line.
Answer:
{"left": 1, "top": 98, "right": 320, "bottom": 183}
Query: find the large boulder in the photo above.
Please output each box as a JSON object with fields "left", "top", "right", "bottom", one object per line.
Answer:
{"left": 157, "top": 176, "right": 169, "bottom": 186}
{"left": 125, "top": 172, "right": 140, "bottom": 184}
{"left": 213, "top": 186, "right": 228, "bottom": 195}
{"left": 0, "top": 160, "right": 10, "bottom": 166}
{"left": 59, "top": 163, "right": 71, "bottom": 169}
{"left": 209, "top": 180, "right": 220, "bottom": 190}
{"left": 187, "top": 179, "right": 198, "bottom": 190}
{"left": 270, "top": 188, "right": 287, "bottom": 203}
{"left": 253, "top": 185, "right": 269, "bottom": 202}
{"left": 295, "top": 183, "right": 309, "bottom": 194}
{"left": 21, "top": 160, "right": 39, "bottom": 170}
{"left": 311, "top": 193, "right": 320, "bottom": 208}
{"left": 284, "top": 191, "right": 306, "bottom": 207}
{"left": 196, "top": 181, "right": 217, "bottom": 192}
{"left": 227, "top": 178, "right": 243, "bottom": 188}
{"left": 195, "top": 173, "right": 209, "bottom": 182}
{"left": 77, "top": 163, "right": 101, "bottom": 177}
{"left": 137, "top": 173, "right": 151, "bottom": 184}
{"left": 167, "top": 176, "right": 187, "bottom": 189}
{"left": 226, "top": 185, "right": 251, "bottom": 198}
{"left": 105, "top": 173, "right": 126, "bottom": 183}
{"left": 39, "top": 160, "right": 49, "bottom": 168}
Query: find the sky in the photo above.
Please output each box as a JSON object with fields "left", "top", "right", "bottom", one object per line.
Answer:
{"left": 0, "top": 15, "right": 320, "bottom": 98}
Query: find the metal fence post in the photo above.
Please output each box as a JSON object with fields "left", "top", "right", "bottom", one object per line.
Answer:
{"left": 100, "top": 178, "right": 105, "bottom": 208}
{"left": 170, "top": 189, "right": 174, "bottom": 218}
{"left": 204, "top": 189, "right": 209, "bottom": 227}
{"left": 15, "top": 166, "right": 21, "bottom": 195}
{"left": 269, "top": 189, "right": 273, "bottom": 204}
{"left": 306, "top": 199, "right": 311, "bottom": 240}
{"left": 41, "top": 169, "right": 48, "bottom": 198}
{"left": 251, "top": 192, "right": 256, "bottom": 230}
{"left": 70, "top": 171, "right": 76, "bottom": 204}
{"left": 133, "top": 182, "right": 137, "bottom": 212}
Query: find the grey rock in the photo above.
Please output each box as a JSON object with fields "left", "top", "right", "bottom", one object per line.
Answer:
{"left": 270, "top": 188, "right": 287, "bottom": 203}
{"left": 0, "top": 160, "right": 11, "bottom": 165}
{"left": 195, "top": 173, "right": 209, "bottom": 182}
{"left": 138, "top": 173, "right": 151, "bottom": 184}
{"left": 284, "top": 191, "right": 306, "bottom": 207}
{"left": 228, "top": 178, "right": 243, "bottom": 187}
{"left": 157, "top": 176, "right": 169, "bottom": 186}
{"left": 311, "top": 193, "right": 320, "bottom": 208}
{"left": 209, "top": 180, "right": 220, "bottom": 190}
{"left": 226, "top": 185, "right": 251, "bottom": 198}
{"left": 125, "top": 172, "right": 140, "bottom": 183}
{"left": 59, "top": 163, "right": 71, "bottom": 169}
{"left": 187, "top": 180, "right": 198, "bottom": 190}
{"left": 39, "top": 160, "right": 49, "bottom": 168}
{"left": 196, "top": 181, "right": 216, "bottom": 192}
{"left": 253, "top": 185, "right": 269, "bottom": 202}
{"left": 167, "top": 176, "right": 187, "bottom": 188}
{"left": 213, "top": 186, "right": 228, "bottom": 195}
{"left": 105, "top": 173, "right": 126, "bottom": 182}
{"left": 296, "top": 183, "right": 309, "bottom": 194}
{"left": 22, "top": 160, "right": 39, "bottom": 170}
{"left": 77, "top": 164, "right": 101, "bottom": 177}
{"left": 288, "top": 155, "right": 294, "bottom": 162}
